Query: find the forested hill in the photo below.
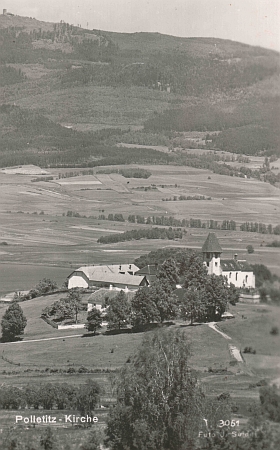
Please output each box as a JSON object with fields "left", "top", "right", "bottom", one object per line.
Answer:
{"left": 0, "top": 14, "right": 279, "bottom": 167}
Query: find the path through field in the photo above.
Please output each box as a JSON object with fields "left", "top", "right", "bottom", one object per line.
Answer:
{"left": 207, "top": 322, "right": 244, "bottom": 362}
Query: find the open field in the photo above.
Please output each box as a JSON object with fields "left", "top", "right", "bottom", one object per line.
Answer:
{"left": 0, "top": 296, "right": 279, "bottom": 427}
{"left": 0, "top": 164, "right": 279, "bottom": 296}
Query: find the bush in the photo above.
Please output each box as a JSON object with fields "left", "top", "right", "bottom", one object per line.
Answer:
{"left": 217, "top": 392, "right": 231, "bottom": 401}
{"left": 243, "top": 346, "right": 256, "bottom": 354}
{"left": 270, "top": 326, "right": 279, "bottom": 335}
{"left": 246, "top": 244, "right": 254, "bottom": 254}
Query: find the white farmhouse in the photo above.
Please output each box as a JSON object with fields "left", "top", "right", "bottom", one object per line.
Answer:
{"left": 67, "top": 264, "right": 148, "bottom": 290}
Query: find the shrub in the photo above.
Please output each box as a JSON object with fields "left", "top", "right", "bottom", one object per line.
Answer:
{"left": 246, "top": 244, "right": 254, "bottom": 254}
{"left": 270, "top": 326, "right": 279, "bottom": 335}
{"left": 243, "top": 346, "right": 256, "bottom": 354}
{"left": 217, "top": 392, "right": 231, "bottom": 401}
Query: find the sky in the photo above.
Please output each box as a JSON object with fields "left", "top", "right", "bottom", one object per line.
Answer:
{"left": 4, "top": 0, "right": 280, "bottom": 52}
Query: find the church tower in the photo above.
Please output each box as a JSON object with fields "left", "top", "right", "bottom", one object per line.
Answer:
{"left": 202, "top": 233, "right": 222, "bottom": 276}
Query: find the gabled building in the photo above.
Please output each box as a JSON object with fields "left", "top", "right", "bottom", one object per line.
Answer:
{"left": 67, "top": 264, "right": 148, "bottom": 290}
{"left": 202, "top": 233, "right": 255, "bottom": 288}
{"left": 134, "top": 264, "right": 160, "bottom": 284}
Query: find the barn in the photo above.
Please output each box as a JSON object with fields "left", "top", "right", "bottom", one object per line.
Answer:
{"left": 67, "top": 264, "right": 148, "bottom": 290}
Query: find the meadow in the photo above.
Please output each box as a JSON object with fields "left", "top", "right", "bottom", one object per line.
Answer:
{"left": 0, "top": 294, "right": 279, "bottom": 423}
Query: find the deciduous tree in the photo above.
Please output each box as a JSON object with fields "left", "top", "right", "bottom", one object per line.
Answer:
{"left": 181, "top": 286, "right": 206, "bottom": 324}
{"left": 106, "top": 329, "right": 209, "bottom": 450}
{"left": 183, "top": 253, "right": 208, "bottom": 289}
{"left": 75, "top": 379, "right": 101, "bottom": 420}
{"left": 1, "top": 302, "right": 27, "bottom": 342}
{"left": 86, "top": 308, "right": 103, "bottom": 335}
{"left": 156, "top": 258, "right": 179, "bottom": 290}
{"left": 106, "top": 291, "right": 131, "bottom": 330}
{"left": 131, "top": 286, "right": 160, "bottom": 326}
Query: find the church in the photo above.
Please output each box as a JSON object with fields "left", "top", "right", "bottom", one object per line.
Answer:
{"left": 202, "top": 233, "right": 255, "bottom": 289}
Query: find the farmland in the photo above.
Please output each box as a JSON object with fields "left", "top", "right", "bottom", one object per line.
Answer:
{"left": 0, "top": 163, "right": 279, "bottom": 297}
{"left": 0, "top": 161, "right": 279, "bottom": 437}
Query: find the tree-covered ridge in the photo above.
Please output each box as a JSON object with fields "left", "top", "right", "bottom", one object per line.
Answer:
{"left": 0, "top": 24, "right": 117, "bottom": 64}
{"left": 0, "top": 105, "right": 176, "bottom": 168}
{"left": 144, "top": 96, "right": 280, "bottom": 156}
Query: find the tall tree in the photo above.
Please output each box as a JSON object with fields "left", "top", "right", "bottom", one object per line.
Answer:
{"left": 131, "top": 286, "right": 161, "bottom": 326}
{"left": 86, "top": 308, "right": 103, "bottom": 335}
{"left": 45, "top": 288, "right": 84, "bottom": 324}
{"left": 181, "top": 286, "right": 206, "bottom": 325}
{"left": 203, "top": 275, "right": 229, "bottom": 321}
{"left": 75, "top": 379, "right": 101, "bottom": 421}
{"left": 183, "top": 253, "right": 208, "bottom": 289}
{"left": 106, "top": 291, "right": 131, "bottom": 330}
{"left": 67, "top": 288, "right": 83, "bottom": 324}
{"left": 156, "top": 258, "right": 179, "bottom": 290}
{"left": 1, "top": 302, "right": 27, "bottom": 342}
{"left": 106, "top": 329, "right": 214, "bottom": 450}
{"left": 148, "top": 281, "right": 179, "bottom": 322}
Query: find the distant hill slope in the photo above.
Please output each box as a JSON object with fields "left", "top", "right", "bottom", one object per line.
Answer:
{"left": 0, "top": 14, "right": 279, "bottom": 166}
{"left": 0, "top": 14, "right": 54, "bottom": 32}
{"left": 102, "top": 30, "right": 278, "bottom": 58}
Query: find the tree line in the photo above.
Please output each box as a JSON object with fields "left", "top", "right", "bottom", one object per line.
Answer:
{"left": 240, "top": 222, "right": 280, "bottom": 235}
{"left": 96, "top": 168, "right": 152, "bottom": 178}
{"left": 97, "top": 227, "right": 183, "bottom": 244}
{"left": 0, "top": 379, "right": 100, "bottom": 413}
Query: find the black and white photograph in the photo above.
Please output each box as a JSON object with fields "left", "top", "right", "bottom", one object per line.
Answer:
{"left": 0, "top": 1, "right": 279, "bottom": 448}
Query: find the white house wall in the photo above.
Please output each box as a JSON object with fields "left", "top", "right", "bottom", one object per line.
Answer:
{"left": 68, "top": 275, "right": 89, "bottom": 289}
{"left": 223, "top": 271, "right": 255, "bottom": 289}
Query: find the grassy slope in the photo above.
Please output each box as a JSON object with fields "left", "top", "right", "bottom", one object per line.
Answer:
{"left": 0, "top": 295, "right": 278, "bottom": 417}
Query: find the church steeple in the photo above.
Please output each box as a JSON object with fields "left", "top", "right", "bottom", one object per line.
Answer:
{"left": 202, "top": 233, "right": 222, "bottom": 275}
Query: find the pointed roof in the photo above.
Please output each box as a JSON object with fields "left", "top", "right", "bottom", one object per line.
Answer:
{"left": 202, "top": 233, "right": 223, "bottom": 253}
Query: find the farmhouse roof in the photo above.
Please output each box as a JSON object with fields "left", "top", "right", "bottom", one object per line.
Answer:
{"left": 135, "top": 264, "right": 161, "bottom": 283}
{"left": 68, "top": 265, "right": 146, "bottom": 286}
{"left": 221, "top": 260, "right": 253, "bottom": 272}
{"left": 68, "top": 264, "right": 139, "bottom": 280}
{"left": 202, "top": 233, "right": 223, "bottom": 253}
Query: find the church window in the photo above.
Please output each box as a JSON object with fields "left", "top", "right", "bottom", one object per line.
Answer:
{"left": 245, "top": 275, "right": 248, "bottom": 283}
{"left": 215, "top": 262, "right": 218, "bottom": 267}
{"left": 236, "top": 273, "right": 238, "bottom": 281}
{"left": 229, "top": 272, "right": 231, "bottom": 278}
